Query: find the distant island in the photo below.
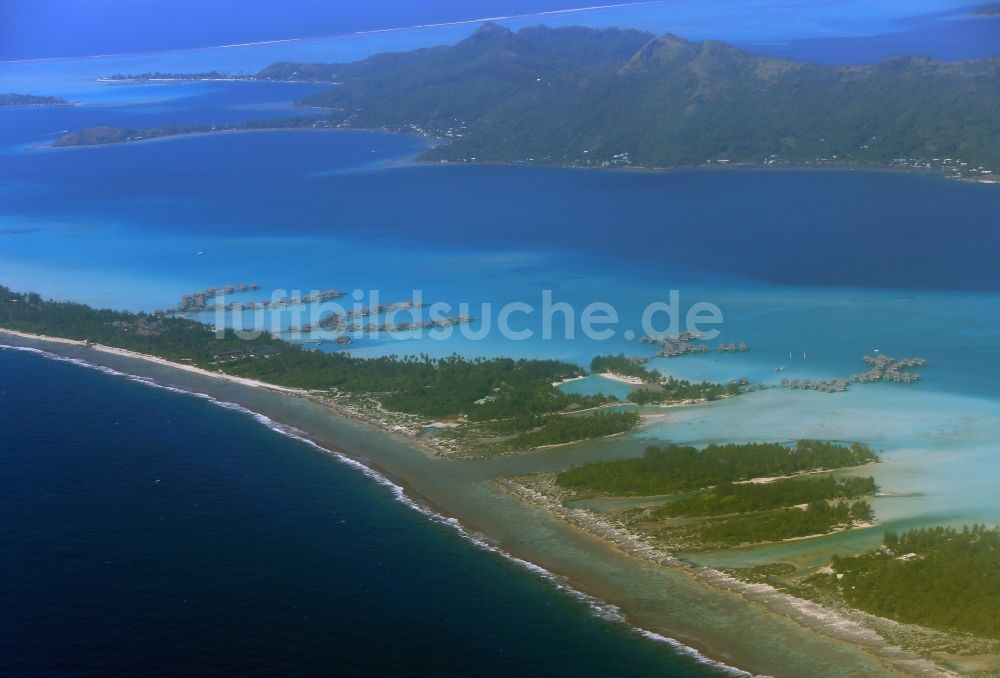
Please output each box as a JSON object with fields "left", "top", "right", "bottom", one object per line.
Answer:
{"left": 99, "top": 71, "right": 255, "bottom": 83}
{"left": 52, "top": 116, "right": 337, "bottom": 147}
{"left": 974, "top": 3, "right": 1000, "bottom": 16}
{"left": 72, "top": 23, "right": 999, "bottom": 181}
{"left": 1, "top": 93, "right": 72, "bottom": 108}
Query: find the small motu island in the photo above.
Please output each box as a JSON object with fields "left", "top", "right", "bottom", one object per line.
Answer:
{"left": 2, "top": 282, "right": 997, "bottom": 673}
{"left": 98, "top": 71, "right": 254, "bottom": 82}
{"left": 508, "top": 440, "right": 879, "bottom": 552}
{"left": 1, "top": 93, "right": 72, "bottom": 108}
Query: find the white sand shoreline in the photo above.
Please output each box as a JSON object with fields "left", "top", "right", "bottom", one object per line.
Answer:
{"left": 599, "top": 371, "right": 647, "bottom": 385}
{"left": 0, "top": 329, "right": 310, "bottom": 395}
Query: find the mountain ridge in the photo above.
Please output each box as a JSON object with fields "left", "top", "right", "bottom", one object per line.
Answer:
{"left": 58, "top": 23, "right": 1000, "bottom": 178}
{"left": 279, "top": 23, "right": 999, "bottom": 173}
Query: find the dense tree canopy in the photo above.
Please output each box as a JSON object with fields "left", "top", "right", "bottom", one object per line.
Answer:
{"left": 818, "top": 525, "right": 1000, "bottom": 639}
{"left": 556, "top": 440, "right": 878, "bottom": 495}
{"left": 292, "top": 24, "right": 1000, "bottom": 171}
{"left": 652, "top": 475, "right": 877, "bottom": 518}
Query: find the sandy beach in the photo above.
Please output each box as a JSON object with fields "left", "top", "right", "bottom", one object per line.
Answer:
{"left": 599, "top": 371, "right": 647, "bottom": 385}
{"left": 0, "top": 329, "right": 310, "bottom": 395}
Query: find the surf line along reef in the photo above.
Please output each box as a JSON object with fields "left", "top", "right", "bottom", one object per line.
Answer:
{"left": 1, "top": 286, "right": 993, "bottom": 676}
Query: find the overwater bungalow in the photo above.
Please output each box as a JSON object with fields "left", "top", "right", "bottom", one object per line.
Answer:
{"left": 212, "top": 349, "right": 246, "bottom": 362}
{"left": 656, "top": 339, "right": 709, "bottom": 358}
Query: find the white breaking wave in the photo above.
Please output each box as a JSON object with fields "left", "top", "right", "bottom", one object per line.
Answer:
{"left": 0, "top": 2, "right": 664, "bottom": 64}
{"left": 353, "top": 2, "right": 664, "bottom": 35}
{"left": 1, "top": 342, "right": 752, "bottom": 677}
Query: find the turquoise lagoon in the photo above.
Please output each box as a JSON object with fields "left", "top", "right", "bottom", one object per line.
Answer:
{"left": 2, "top": 0, "right": 1000, "bottom": 619}
{"left": 3, "top": 122, "right": 1000, "bottom": 562}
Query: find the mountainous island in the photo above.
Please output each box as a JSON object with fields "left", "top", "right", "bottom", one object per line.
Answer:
{"left": 58, "top": 24, "right": 1000, "bottom": 180}
{"left": 1, "top": 93, "right": 72, "bottom": 108}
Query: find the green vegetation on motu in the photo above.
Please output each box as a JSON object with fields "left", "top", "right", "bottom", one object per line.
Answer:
{"left": 240, "top": 348, "right": 637, "bottom": 448}
{"left": 556, "top": 440, "right": 878, "bottom": 495}
{"left": 810, "top": 525, "right": 1000, "bottom": 639}
{"left": 627, "top": 378, "right": 741, "bottom": 404}
{"left": 589, "top": 354, "right": 659, "bottom": 381}
{"left": 230, "top": 349, "right": 610, "bottom": 419}
{"left": 721, "top": 563, "right": 797, "bottom": 584}
{"left": 0, "top": 288, "right": 285, "bottom": 363}
{"left": 102, "top": 71, "right": 247, "bottom": 81}
{"left": 283, "top": 23, "right": 1000, "bottom": 171}
{"left": 622, "top": 469, "right": 878, "bottom": 545}
{"left": 53, "top": 114, "right": 336, "bottom": 147}
{"left": 694, "top": 500, "right": 873, "bottom": 545}
{"left": 0, "top": 287, "right": 638, "bottom": 451}
{"left": 0, "top": 286, "right": 602, "bottom": 415}
{"left": 651, "top": 475, "right": 877, "bottom": 518}
{"left": 507, "top": 411, "right": 639, "bottom": 450}
{"left": 1, "top": 93, "right": 70, "bottom": 107}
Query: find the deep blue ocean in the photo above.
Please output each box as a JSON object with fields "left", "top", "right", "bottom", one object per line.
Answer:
{"left": 0, "top": 347, "right": 721, "bottom": 677}
{"left": 3, "top": 3, "right": 1000, "bottom": 675}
